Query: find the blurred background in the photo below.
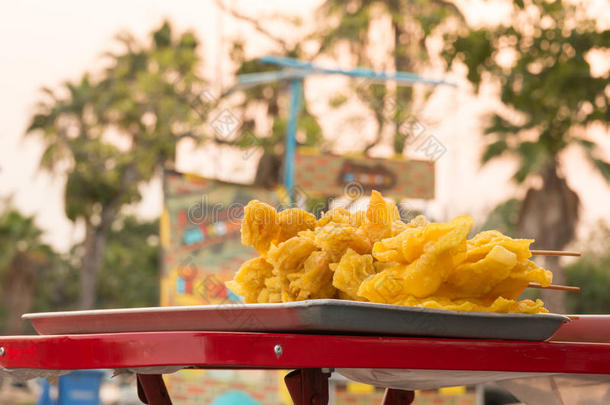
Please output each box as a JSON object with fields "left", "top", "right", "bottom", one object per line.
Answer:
{"left": 0, "top": 0, "right": 609, "bottom": 404}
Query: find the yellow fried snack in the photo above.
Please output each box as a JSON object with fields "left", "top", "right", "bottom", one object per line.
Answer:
{"left": 362, "top": 190, "right": 401, "bottom": 242}
{"left": 441, "top": 232, "right": 550, "bottom": 300}
{"left": 276, "top": 208, "right": 317, "bottom": 244}
{"left": 407, "top": 215, "right": 429, "bottom": 228}
{"left": 391, "top": 220, "right": 409, "bottom": 236}
{"left": 359, "top": 215, "right": 474, "bottom": 302}
{"left": 241, "top": 200, "right": 279, "bottom": 255}
{"left": 227, "top": 190, "right": 554, "bottom": 314}
{"left": 444, "top": 245, "right": 518, "bottom": 298}
{"left": 485, "top": 260, "right": 552, "bottom": 300}
{"left": 288, "top": 251, "right": 336, "bottom": 300}
{"left": 330, "top": 249, "right": 377, "bottom": 300}
{"left": 372, "top": 220, "right": 457, "bottom": 264}
{"left": 349, "top": 211, "right": 367, "bottom": 228}
{"left": 400, "top": 295, "right": 548, "bottom": 314}
{"left": 266, "top": 236, "right": 317, "bottom": 301}
{"left": 226, "top": 257, "right": 274, "bottom": 303}
{"left": 317, "top": 207, "right": 352, "bottom": 227}
{"left": 257, "top": 275, "right": 283, "bottom": 303}
{"left": 466, "top": 230, "right": 533, "bottom": 262}
{"left": 314, "top": 222, "right": 372, "bottom": 262}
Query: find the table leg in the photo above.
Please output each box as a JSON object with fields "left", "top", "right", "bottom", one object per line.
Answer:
{"left": 136, "top": 374, "right": 173, "bottom": 405}
{"left": 381, "top": 388, "right": 415, "bottom": 405}
{"left": 285, "top": 368, "right": 331, "bottom": 405}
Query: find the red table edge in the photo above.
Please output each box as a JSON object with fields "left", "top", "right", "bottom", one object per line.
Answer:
{"left": 1, "top": 331, "right": 610, "bottom": 375}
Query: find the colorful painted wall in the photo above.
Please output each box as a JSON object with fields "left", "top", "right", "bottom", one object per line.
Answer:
{"left": 160, "top": 170, "right": 285, "bottom": 404}
{"left": 161, "top": 170, "right": 281, "bottom": 307}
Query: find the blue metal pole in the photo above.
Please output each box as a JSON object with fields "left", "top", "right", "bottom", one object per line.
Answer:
{"left": 284, "top": 78, "right": 302, "bottom": 204}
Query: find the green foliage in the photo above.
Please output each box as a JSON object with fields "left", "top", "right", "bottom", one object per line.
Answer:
{"left": 317, "top": 0, "right": 463, "bottom": 154}
{"left": 479, "top": 198, "right": 522, "bottom": 237}
{"left": 0, "top": 210, "right": 48, "bottom": 271}
{"left": 329, "top": 94, "right": 348, "bottom": 108}
{"left": 96, "top": 217, "right": 160, "bottom": 308}
{"left": 565, "top": 225, "right": 610, "bottom": 314}
{"left": 443, "top": 0, "right": 610, "bottom": 183}
{"left": 99, "top": 21, "right": 208, "bottom": 178}
{"left": 565, "top": 253, "right": 610, "bottom": 314}
{"left": 26, "top": 20, "right": 208, "bottom": 308}
{"left": 0, "top": 207, "right": 57, "bottom": 333}
{"left": 28, "top": 20, "right": 209, "bottom": 224}
{"left": 33, "top": 216, "right": 160, "bottom": 313}
{"left": 32, "top": 256, "right": 79, "bottom": 314}
{"left": 443, "top": 0, "right": 609, "bottom": 312}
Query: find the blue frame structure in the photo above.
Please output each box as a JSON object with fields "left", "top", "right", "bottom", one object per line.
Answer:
{"left": 226, "top": 56, "right": 456, "bottom": 201}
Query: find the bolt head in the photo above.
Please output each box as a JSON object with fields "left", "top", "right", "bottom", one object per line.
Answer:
{"left": 273, "top": 344, "right": 283, "bottom": 357}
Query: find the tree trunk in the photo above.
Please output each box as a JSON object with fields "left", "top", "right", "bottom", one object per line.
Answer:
{"left": 79, "top": 210, "right": 114, "bottom": 309}
{"left": 541, "top": 255, "right": 566, "bottom": 314}
{"left": 254, "top": 153, "right": 281, "bottom": 188}
{"left": 79, "top": 165, "right": 137, "bottom": 309}
{"left": 518, "top": 162, "right": 579, "bottom": 314}
{"left": 4, "top": 256, "right": 34, "bottom": 334}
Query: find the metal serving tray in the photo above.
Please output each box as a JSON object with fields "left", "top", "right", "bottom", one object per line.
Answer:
{"left": 23, "top": 299, "right": 569, "bottom": 341}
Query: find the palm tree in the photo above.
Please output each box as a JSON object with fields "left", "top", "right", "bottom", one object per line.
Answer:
{"left": 0, "top": 209, "right": 55, "bottom": 333}
{"left": 443, "top": 0, "right": 610, "bottom": 312}
{"left": 27, "top": 21, "right": 209, "bottom": 309}
{"left": 27, "top": 76, "right": 137, "bottom": 309}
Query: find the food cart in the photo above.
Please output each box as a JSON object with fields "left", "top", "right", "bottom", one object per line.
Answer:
{"left": 2, "top": 304, "right": 610, "bottom": 405}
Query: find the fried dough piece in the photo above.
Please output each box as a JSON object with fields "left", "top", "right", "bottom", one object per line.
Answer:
{"left": 314, "top": 222, "right": 372, "bottom": 262}
{"left": 444, "top": 245, "right": 518, "bottom": 298}
{"left": 257, "top": 276, "right": 283, "bottom": 303}
{"left": 226, "top": 257, "right": 274, "bottom": 303}
{"left": 467, "top": 230, "right": 533, "bottom": 262}
{"left": 485, "top": 259, "right": 552, "bottom": 300}
{"left": 289, "top": 251, "right": 336, "bottom": 300}
{"left": 400, "top": 295, "right": 548, "bottom": 314}
{"left": 349, "top": 211, "right": 367, "bottom": 228}
{"left": 359, "top": 215, "right": 474, "bottom": 302}
{"left": 362, "top": 190, "right": 400, "bottom": 242}
{"left": 317, "top": 207, "right": 352, "bottom": 227}
{"left": 330, "top": 248, "right": 376, "bottom": 300}
{"left": 276, "top": 208, "right": 317, "bottom": 244}
{"left": 241, "top": 200, "right": 279, "bottom": 255}
{"left": 266, "top": 236, "right": 317, "bottom": 301}
{"left": 391, "top": 220, "right": 409, "bottom": 236}
{"left": 407, "top": 215, "right": 429, "bottom": 228}
{"left": 372, "top": 220, "right": 457, "bottom": 264}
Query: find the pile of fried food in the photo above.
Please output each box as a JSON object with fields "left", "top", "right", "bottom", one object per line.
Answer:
{"left": 226, "top": 191, "right": 553, "bottom": 313}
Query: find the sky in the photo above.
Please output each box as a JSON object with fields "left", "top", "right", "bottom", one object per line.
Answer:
{"left": 0, "top": 0, "right": 609, "bottom": 252}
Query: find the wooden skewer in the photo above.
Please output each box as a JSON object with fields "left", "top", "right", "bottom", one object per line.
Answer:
{"left": 528, "top": 283, "right": 580, "bottom": 292}
{"left": 531, "top": 250, "right": 581, "bottom": 257}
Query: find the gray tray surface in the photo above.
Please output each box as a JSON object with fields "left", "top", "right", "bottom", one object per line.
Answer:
{"left": 23, "top": 299, "right": 569, "bottom": 341}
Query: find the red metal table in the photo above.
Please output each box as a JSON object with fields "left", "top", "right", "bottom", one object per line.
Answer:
{"left": 2, "top": 331, "right": 610, "bottom": 404}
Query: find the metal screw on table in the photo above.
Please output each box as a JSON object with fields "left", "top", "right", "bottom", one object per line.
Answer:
{"left": 0, "top": 347, "right": 5, "bottom": 356}
{"left": 274, "top": 344, "right": 283, "bottom": 358}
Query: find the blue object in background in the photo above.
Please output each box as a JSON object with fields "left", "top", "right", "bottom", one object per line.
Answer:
{"left": 37, "top": 378, "right": 55, "bottom": 405}
{"left": 183, "top": 227, "right": 204, "bottom": 245}
{"left": 38, "top": 370, "right": 105, "bottom": 405}
{"left": 210, "top": 390, "right": 260, "bottom": 405}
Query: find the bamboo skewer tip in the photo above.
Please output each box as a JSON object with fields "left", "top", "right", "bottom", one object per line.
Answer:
{"left": 531, "top": 250, "right": 581, "bottom": 257}
{"left": 527, "top": 283, "right": 580, "bottom": 293}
